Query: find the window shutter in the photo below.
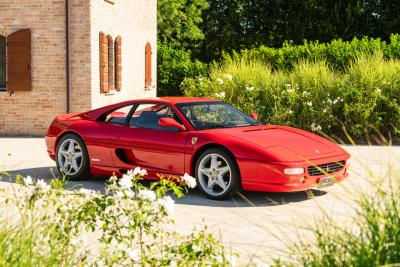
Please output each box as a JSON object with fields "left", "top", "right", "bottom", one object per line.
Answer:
{"left": 7, "top": 29, "right": 31, "bottom": 92}
{"left": 107, "top": 35, "right": 114, "bottom": 91}
{"left": 99, "top": 32, "right": 109, "bottom": 93}
{"left": 115, "top": 36, "right": 122, "bottom": 91}
{"left": 145, "top": 42, "right": 152, "bottom": 89}
{"left": 0, "top": 35, "right": 6, "bottom": 89}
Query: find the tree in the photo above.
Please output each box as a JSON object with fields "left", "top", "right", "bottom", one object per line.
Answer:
{"left": 158, "top": 0, "right": 209, "bottom": 51}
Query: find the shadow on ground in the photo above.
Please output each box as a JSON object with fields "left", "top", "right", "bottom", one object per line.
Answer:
{"left": 2, "top": 166, "right": 327, "bottom": 208}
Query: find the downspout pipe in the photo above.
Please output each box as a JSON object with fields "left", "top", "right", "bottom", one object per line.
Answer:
{"left": 65, "top": 0, "right": 71, "bottom": 113}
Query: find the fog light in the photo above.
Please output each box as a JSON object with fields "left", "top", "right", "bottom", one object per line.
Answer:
{"left": 284, "top": 167, "right": 305, "bottom": 175}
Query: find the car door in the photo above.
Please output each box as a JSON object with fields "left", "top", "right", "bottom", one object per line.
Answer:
{"left": 109, "top": 102, "right": 189, "bottom": 179}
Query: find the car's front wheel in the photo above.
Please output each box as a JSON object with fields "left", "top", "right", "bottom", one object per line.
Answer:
{"left": 195, "top": 147, "right": 240, "bottom": 200}
{"left": 56, "top": 134, "right": 90, "bottom": 180}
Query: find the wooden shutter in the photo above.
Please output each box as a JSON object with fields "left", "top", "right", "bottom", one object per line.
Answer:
{"left": 107, "top": 35, "right": 114, "bottom": 91}
{"left": 115, "top": 36, "right": 122, "bottom": 91}
{"left": 0, "top": 35, "right": 6, "bottom": 89}
{"left": 99, "top": 32, "right": 109, "bottom": 93}
{"left": 7, "top": 29, "right": 31, "bottom": 92}
{"left": 145, "top": 42, "right": 152, "bottom": 89}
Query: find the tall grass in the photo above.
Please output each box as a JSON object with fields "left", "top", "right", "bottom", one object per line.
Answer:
{"left": 182, "top": 53, "right": 400, "bottom": 141}
{"left": 275, "top": 159, "right": 400, "bottom": 266}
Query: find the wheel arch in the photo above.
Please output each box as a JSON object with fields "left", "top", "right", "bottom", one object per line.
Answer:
{"left": 55, "top": 130, "right": 86, "bottom": 149}
{"left": 191, "top": 143, "right": 241, "bottom": 180}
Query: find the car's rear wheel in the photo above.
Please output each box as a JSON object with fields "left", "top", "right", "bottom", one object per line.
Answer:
{"left": 56, "top": 134, "right": 90, "bottom": 180}
{"left": 195, "top": 147, "right": 240, "bottom": 200}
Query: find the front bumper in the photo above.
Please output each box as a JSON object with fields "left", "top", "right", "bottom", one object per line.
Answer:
{"left": 239, "top": 154, "right": 350, "bottom": 192}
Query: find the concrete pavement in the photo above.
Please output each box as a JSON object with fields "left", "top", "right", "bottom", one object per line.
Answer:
{"left": 1, "top": 137, "right": 399, "bottom": 264}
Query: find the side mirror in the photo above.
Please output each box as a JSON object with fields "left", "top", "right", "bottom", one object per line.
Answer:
{"left": 249, "top": 113, "right": 258, "bottom": 120}
{"left": 158, "top": 117, "right": 186, "bottom": 131}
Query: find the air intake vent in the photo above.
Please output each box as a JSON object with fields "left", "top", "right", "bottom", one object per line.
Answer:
{"left": 307, "top": 161, "right": 345, "bottom": 176}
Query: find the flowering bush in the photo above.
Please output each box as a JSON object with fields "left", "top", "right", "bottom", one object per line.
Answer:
{"left": 0, "top": 170, "right": 235, "bottom": 266}
{"left": 181, "top": 54, "right": 400, "bottom": 141}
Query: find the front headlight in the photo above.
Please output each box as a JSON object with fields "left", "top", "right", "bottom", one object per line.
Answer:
{"left": 284, "top": 167, "right": 305, "bottom": 175}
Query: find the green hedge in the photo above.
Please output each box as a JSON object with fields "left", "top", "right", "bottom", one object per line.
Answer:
{"left": 182, "top": 54, "right": 400, "bottom": 140}
{"left": 225, "top": 34, "right": 400, "bottom": 71}
{"left": 157, "top": 43, "right": 208, "bottom": 96}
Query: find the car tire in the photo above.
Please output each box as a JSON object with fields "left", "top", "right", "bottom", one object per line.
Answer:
{"left": 56, "top": 133, "right": 90, "bottom": 180}
{"left": 195, "top": 147, "right": 240, "bottom": 200}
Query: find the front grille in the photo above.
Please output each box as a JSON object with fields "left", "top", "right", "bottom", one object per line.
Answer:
{"left": 307, "top": 161, "right": 345, "bottom": 176}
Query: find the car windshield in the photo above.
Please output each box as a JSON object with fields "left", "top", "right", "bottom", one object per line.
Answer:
{"left": 176, "top": 101, "right": 262, "bottom": 130}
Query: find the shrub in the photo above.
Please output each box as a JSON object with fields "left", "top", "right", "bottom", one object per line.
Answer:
{"left": 181, "top": 54, "right": 400, "bottom": 139}
{"left": 0, "top": 171, "right": 236, "bottom": 266}
{"left": 158, "top": 42, "right": 208, "bottom": 96}
{"left": 233, "top": 34, "right": 400, "bottom": 71}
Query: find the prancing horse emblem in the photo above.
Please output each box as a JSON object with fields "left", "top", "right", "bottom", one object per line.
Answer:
{"left": 192, "top": 137, "right": 198, "bottom": 145}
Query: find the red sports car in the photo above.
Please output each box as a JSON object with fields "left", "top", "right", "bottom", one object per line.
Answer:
{"left": 45, "top": 97, "right": 350, "bottom": 200}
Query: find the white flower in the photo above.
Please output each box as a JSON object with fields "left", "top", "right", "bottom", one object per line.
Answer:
{"left": 27, "top": 187, "right": 36, "bottom": 199}
{"left": 245, "top": 85, "right": 254, "bottom": 91}
{"left": 216, "top": 78, "right": 224, "bottom": 85}
{"left": 78, "top": 188, "right": 96, "bottom": 196}
{"left": 118, "top": 174, "right": 133, "bottom": 189}
{"left": 137, "top": 190, "right": 156, "bottom": 201}
{"left": 126, "top": 190, "right": 135, "bottom": 198}
{"left": 36, "top": 179, "right": 50, "bottom": 193}
{"left": 182, "top": 173, "right": 197, "bottom": 188}
{"left": 376, "top": 88, "right": 382, "bottom": 94}
{"left": 306, "top": 101, "right": 313, "bottom": 107}
{"left": 285, "top": 83, "right": 292, "bottom": 88}
{"left": 288, "top": 109, "right": 293, "bottom": 114}
{"left": 158, "top": 196, "right": 175, "bottom": 216}
{"left": 333, "top": 99, "right": 338, "bottom": 104}
{"left": 311, "top": 123, "right": 322, "bottom": 132}
{"left": 323, "top": 108, "right": 327, "bottom": 113}
{"left": 114, "top": 191, "right": 124, "bottom": 199}
{"left": 302, "top": 91, "right": 310, "bottom": 97}
{"left": 132, "top": 167, "right": 148, "bottom": 177}
{"left": 24, "top": 176, "right": 33, "bottom": 186}
{"left": 215, "top": 91, "right": 226, "bottom": 98}
{"left": 128, "top": 248, "right": 139, "bottom": 262}
{"left": 223, "top": 73, "right": 233, "bottom": 81}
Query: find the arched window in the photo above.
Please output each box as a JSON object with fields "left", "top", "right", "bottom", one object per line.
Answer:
{"left": 145, "top": 42, "right": 152, "bottom": 89}
{"left": 0, "top": 35, "right": 6, "bottom": 90}
{"left": 107, "top": 34, "right": 114, "bottom": 91}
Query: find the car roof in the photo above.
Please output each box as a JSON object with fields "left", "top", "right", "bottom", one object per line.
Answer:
{"left": 134, "top": 97, "right": 218, "bottom": 104}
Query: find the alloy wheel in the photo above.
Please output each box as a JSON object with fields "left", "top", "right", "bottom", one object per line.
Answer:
{"left": 57, "top": 139, "right": 83, "bottom": 175}
{"left": 197, "top": 153, "right": 232, "bottom": 196}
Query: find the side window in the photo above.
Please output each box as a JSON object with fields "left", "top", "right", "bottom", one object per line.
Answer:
{"left": 130, "top": 103, "right": 181, "bottom": 131}
{"left": 104, "top": 105, "right": 134, "bottom": 125}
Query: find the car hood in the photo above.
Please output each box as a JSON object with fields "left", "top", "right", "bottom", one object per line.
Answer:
{"left": 213, "top": 125, "right": 345, "bottom": 161}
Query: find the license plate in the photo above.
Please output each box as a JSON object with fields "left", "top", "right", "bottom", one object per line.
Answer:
{"left": 318, "top": 176, "right": 337, "bottom": 188}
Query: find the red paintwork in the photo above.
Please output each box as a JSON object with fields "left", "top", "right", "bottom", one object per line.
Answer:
{"left": 45, "top": 97, "right": 350, "bottom": 192}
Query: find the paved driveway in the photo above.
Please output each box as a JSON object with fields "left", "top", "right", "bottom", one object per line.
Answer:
{"left": 1, "top": 137, "right": 399, "bottom": 264}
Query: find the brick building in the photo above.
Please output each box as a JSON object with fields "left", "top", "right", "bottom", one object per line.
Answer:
{"left": 0, "top": 0, "right": 157, "bottom": 135}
